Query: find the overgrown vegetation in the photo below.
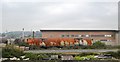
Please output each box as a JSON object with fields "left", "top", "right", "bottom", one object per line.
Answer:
{"left": 2, "top": 45, "right": 120, "bottom": 61}
{"left": 2, "top": 45, "right": 24, "bottom": 58}
{"left": 14, "top": 39, "right": 29, "bottom": 47}
{"left": 104, "top": 50, "right": 120, "bottom": 59}
{"left": 74, "top": 55, "right": 97, "bottom": 60}
{"left": 24, "top": 53, "right": 50, "bottom": 60}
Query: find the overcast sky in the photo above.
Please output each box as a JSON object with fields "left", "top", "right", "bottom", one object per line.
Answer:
{"left": 1, "top": 0, "right": 120, "bottom": 32}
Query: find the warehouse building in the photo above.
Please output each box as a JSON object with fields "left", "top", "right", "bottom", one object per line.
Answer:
{"left": 40, "top": 28, "right": 120, "bottom": 46}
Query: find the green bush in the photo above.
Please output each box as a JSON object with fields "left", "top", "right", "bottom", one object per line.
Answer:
{"left": 91, "top": 41, "right": 106, "bottom": 49}
{"left": 74, "top": 55, "right": 96, "bottom": 60}
{"left": 74, "top": 56, "right": 82, "bottom": 60}
{"left": 25, "top": 53, "right": 49, "bottom": 60}
{"left": 2, "top": 45, "right": 24, "bottom": 58}
{"left": 116, "top": 45, "right": 120, "bottom": 49}
{"left": 78, "top": 53, "right": 98, "bottom": 57}
{"left": 25, "top": 53, "right": 38, "bottom": 60}
{"left": 105, "top": 50, "right": 120, "bottom": 59}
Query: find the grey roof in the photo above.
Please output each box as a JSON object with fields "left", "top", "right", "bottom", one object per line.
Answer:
{"left": 40, "top": 28, "right": 118, "bottom": 31}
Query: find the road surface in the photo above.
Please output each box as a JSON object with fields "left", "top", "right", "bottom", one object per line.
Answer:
{"left": 24, "top": 49, "right": 119, "bottom": 53}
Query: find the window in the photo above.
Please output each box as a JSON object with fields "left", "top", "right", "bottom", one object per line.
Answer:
{"left": 107, "top": 40, "right": 112, "bottom": 41}
{"left": 79, "top": 35, "right": 81, "bottom": 37}
{"left": 71, "top": 35, "right": 74, "bottom": 37}
{"left": 61, "top": 35, "right": 65, "bottom": 37}
{"left": 100, "top": 39, "right": 107, "bottom": 41}
{"left": 91, "top": 35, "right": 105, "bottom": 37}
{"left": 81, "top": 35, "right": 86, "bottom": 37}
{"left": 86, "top": 35, "right": 89, "bottom": 37}
{"left": 105, "top": 35, "right": 112, "bottom": 37}
{"left": 50, "top": 35, "right": 53, "bottom": 37}
{"left": 75, "top": 35, "right": 79, "bottom": 37}
{"left": 66, "top": 35, "right": 69, "bottom": 37}
{"left": 100, "top": 39, "right": 112, "bottom": 42}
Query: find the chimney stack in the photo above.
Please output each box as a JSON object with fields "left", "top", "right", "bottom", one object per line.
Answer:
{"left": 33, "top": 31, "right": 35, "bottom": 39}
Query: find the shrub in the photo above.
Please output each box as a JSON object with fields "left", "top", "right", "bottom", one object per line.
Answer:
{"left": 2, "top": 45, "right": 24, "bottom": 58}
{"left": 25, "top": 53, "right": 38, "bottom": 60}
{"left": 24, "top": 53, "right": 49, "bottom": 60}
{"left": 92, "top": 41, "right": 106, "bottom": 49}
{"left": 105, "top": 50, "right": 120, "bottom": 59}
{"left": 74, "top": 55, "right": 96, "bottom": 60}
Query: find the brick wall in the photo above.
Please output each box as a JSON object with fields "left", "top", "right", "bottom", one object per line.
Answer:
{"left": 41, "top": 30, "right": 118, "bottom": 45}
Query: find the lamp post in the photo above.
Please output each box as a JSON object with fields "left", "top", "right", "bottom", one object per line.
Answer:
{"left": 22, "top": 28, "right": 24, "bottom": 40}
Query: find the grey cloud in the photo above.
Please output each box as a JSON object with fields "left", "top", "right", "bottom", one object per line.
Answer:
{"left": 2, "top": 1, "right": 118, "bottom": 32}
{"left": 0, "top": 1, "right": 2, "bottom": 32}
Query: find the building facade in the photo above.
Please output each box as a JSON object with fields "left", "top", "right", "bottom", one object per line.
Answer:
{"left": 40, "top": 28, "right": 119, "bottom": 46}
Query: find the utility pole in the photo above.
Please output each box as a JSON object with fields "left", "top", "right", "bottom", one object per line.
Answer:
{"left": 22, "top": 28, "right": 24, "bottom": 40}
{"left": 33, "top": 31, "right": 35, "bottom": 39}
{"left": 5, "top": 29, "right": 8, "bottom": 37}
{"left": 118, "top": 2, "right": 120, "bottom": 45}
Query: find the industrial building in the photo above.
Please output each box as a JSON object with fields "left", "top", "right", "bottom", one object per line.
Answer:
{"left": 40, "top": 28, "right": 120, "bottom": 46}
